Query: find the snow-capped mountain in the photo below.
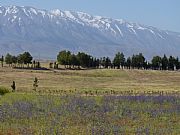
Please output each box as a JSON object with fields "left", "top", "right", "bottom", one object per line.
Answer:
{"left": 0, "top": 5, "right": 180, "bottom": 59}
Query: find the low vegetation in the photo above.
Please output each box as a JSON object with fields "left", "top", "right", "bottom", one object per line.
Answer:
{"left": 0, "top": 86, "right": 10, "bottom": 95}
{"left": 0, "top": 93, "right": 179, "bottom": 134}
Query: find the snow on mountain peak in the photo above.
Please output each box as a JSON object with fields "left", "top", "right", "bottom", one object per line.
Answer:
{"left": 94, "top": 15, "right": 102, "bottom": 20}
{"left": 29, "top": 7, "right": 37, "bottom": 15}
{"left": 0, "top": 5, "right": 180, "bottom": 60}
{"left": 51, "top": 9, "right": 62, "bottom": 16}
{"left": 64, "top": 11, "right": 76, "bottom": 20}
{"left": 0, "top": 5, "right": 169, "bottom": 35}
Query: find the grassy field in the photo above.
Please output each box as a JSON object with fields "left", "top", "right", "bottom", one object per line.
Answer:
{"left": 0, "top": 66, "right": 180, "bottom": 93}
{"left": 0, "top": 93, "right": 179, "bottom": 134}
{"left": 0, "top": 67, "right": 180, "bottom": 134}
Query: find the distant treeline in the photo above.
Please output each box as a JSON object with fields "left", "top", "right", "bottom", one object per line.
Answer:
{"left": 57, "top": 50, "right": 180, "bottom": 70}
{"left": 0, "top": 51, "right": 180, "bottom": 71}
{"left": 0, "top": 52, "right": 40, "bottom": 68}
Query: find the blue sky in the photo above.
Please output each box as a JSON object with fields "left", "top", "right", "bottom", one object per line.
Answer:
{"left": 0, "top": 0, "right": 179, "bottom": 32}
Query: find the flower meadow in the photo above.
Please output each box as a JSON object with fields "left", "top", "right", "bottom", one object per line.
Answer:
{"left": 0, "top": 93, "right": 180, "bottom": 135}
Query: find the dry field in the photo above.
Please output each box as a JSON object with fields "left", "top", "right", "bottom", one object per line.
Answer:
{"left": 1, "top": 65, "right": 180, "bottom": 134}
{"left": 0, "top": 65, "right": 180, "bottom": 93}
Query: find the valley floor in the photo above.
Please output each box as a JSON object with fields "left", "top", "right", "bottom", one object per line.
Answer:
{"left": 0, "top": 67, "right": 180, "bottom": 134}
{"left": 0, "top": 67, "right": 180, "bottom": 93}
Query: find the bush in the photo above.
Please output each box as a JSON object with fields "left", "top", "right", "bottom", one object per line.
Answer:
{"left": 0, "top": 87, "right": 10, "bottom": 95}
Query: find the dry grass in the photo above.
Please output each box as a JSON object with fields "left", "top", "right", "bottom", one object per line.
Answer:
{"left": 0, "top": 66, "right": 180, "bottom": 92}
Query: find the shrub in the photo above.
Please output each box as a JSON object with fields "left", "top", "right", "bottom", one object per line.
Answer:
{"left": 0, "top": 86, "right": 10, "bottom": 95}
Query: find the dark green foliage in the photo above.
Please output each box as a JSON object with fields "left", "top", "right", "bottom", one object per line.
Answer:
{"left": 17, "top": 54, "right": 24, "bottom": 65}
{"left": 71, "top": 54, "right": 80, "bottom": 67}
{"left": 131, "top": 53, "right": 145, "bottom": 69}
{"left": 4, "top": 52, "right": 33, "bottom": 68}
{"left": 126, "top": 57, "right": 131, "bottom": 69}
{"left": 57, "top": 50, "right": 99, "bottom": 69}
{"left": 105, "top": 57, "right": 111, "bottom": 68}
{"left": 0, "top": 87, "right": 10, "bottom": 95}
{"left": 3, "top": 50, "right": 180, "bottom": 71}
{"left": 151, "top": 56, "right": 162, "bottom": 70}
{"left": 17, "top": 52, "right": 33, "bottom": 66}
{"left": 5, "top": 53, "right": 13, "bottom": 66}
{"left": 113, "top": 52, "right": 125, "bottom": 69}
{"left": 77, "top": 52, "right": 91, "bottom": 68}
{"left": 57, "top": 50, "right": 72, "bottom": 68}
{"left": 11, "top": 56, "right": 17, "bottom": 66}
{"left": 23, "top": 52, "right": 33, "bottom": 66}
{"left": 161, "top": 54, "right": 168, "bottom": 70}
{"left": 56, "top": 50, "right": 180, "bottom": 71}
{"left": 137, "top": 53, "right": 145, "bottom": 69}
{"left": 168, "top": 56, "right": 176, "bottom": 70}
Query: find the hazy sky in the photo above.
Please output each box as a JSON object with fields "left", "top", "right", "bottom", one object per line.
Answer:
{"left": 0, "top": 0, "right": 179, "bottom": 32}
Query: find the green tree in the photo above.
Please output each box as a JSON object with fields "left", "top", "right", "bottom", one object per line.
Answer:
{"left": 57, "top": 50, "right": 72, "bottom": 68}
{"left": 77, "top": 52, "right": 91, "bottom": 68}
{"left": 105, "top": 57, "right": 111, "bottom": 68}
{"left": 168, "top": 56, "right": 176, "bottom": 70}
{"left": 5, "top": 53, "right": 13, "bottom": 66}
{"left": 143, "top": 61, "right": 148, "bottom": 70}
{"left": 126, "top": 57, "right": 131, "bottom": 69}
{"left": 70, "top": 54, "right": 80, "bottom": 68}
{"left": 137, "top": 53, "right": 145, "bottom": 69}
{"left": 16, "top": 52, "right": 33, "bottom": 68}
{"left": 113, "top": 52, "right": 125, "bottom": 69}
{"left": 17, "top": 54, "right": 24, "bottom": 67}
{"left": 161, "top": 54, "right": 168, "bottom": 70}
{"left": 131, "top": 55, "right": 137, "bottom": 69}
{"left": 120, "top": 53, "right": 125, "bottom": 68}
{"left": 151, "top": 56, "right": 162, "bottom": 70}
{"left": 22, "top": 52, "right": 33, "bottom": 67}
{"left": 12, "top": 56, "right": 17, "bottom": 67}
{"left": 131, "top": 53, "right": 145, "bottom": 69}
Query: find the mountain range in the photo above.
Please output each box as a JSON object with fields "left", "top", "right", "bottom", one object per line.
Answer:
{"left": 0, "top": 5, "right": 180, "bottom": 59}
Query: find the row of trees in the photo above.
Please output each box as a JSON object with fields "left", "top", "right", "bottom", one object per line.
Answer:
{"left": 57, "top": 50, "right": 180, "bottom": 70}
{"left": 1, "top": 51, "right": 179, "bottom": 71}
{"left": 0, "top": 52, "right": 40, "bottom": 68}
{"left": 57, "top": 51, "right": 99, "bottom": 68}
